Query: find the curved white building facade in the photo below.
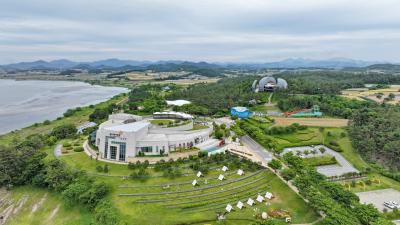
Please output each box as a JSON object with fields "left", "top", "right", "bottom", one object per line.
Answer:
{"left": 95, "top": 113, "right": 212, "bottom": 162}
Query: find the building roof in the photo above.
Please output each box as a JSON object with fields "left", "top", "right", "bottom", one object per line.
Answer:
{"left": 166, "top": 100, "right": 191, "bottom": 106}
{"left": 154, "top": 111, "right": 193, "bottom": 119}
{"left": 231, "top": 107, "right": 249, "bottom": 112}
{"left": 106, "top": 121, "right": 150, "bottom": 132}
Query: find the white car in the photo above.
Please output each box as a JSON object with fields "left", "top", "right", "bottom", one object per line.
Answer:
{"left": 384, "top": 201, "right": 399, "bottom": 209}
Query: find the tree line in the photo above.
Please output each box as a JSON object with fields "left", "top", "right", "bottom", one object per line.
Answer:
{"left": 0, "top": 125, "right": 119, "bottom": 225}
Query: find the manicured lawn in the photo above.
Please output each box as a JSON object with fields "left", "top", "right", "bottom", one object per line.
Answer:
{"left": 5, "top": 186, "right": 92, "bottom": 225}
{"left": 150, "top": 119, "right": 172, "bottom": 125}
{"left": 303, "top": 155, "right": 337, "bottom": 166}
{"left": 192, "top": 124, "right": 209, "bottom": 130}
{"left": 59, "top": 151, "right": 319, "bottom": 224}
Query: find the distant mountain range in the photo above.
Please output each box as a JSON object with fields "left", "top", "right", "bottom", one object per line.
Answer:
{"left": 0, "top": 58, "right": 396, "bottom": 71}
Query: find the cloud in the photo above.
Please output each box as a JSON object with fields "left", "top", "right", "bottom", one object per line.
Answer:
{"left": 0, "top": 0, "right": 400, "bottom": 63}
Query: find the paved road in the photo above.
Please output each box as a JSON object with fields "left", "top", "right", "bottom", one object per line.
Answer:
{"left": 240, "top": 135, "right": 273, "bottom": 163}
{"left": 53, "top": 144, "right": 62, "bottom": 158}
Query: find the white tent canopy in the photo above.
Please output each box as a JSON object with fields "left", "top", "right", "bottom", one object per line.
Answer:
{"left": 265, "top": 192, "right": 273, "bottom": 199}
{"left": 256, "top": 195, "right": 264, "bottom": 203}
{"left": 196, "top": 171, "right": 203, "bottom": 177}
{"left": 192, "top": 179, "right": 198, "bottom": 186}
{"left": 225, "top": 204, "right": 233, "bottom": 212}
{"left": 237, "top": 169, "right": 244, "bottom": 176}
{"left": 218, "top": 174, "right": 225, "bottom": 181}
{"left": 222, "top": 166, "right": 228, "bottom": 172}
{"left": 237, "top": 201, "right": 244, "bottom": 209}
{"left": 247, "top": 198, "right": 255, "bottom": 206}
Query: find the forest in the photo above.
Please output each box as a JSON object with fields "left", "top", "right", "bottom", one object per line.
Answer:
{"left": 278, "top": 70, "right": 400, "bottom": 95}
{"left": 349, "top": 106, "right": 400, "bottom": 171}
{"left": 168, "top": 76, "right": 266, "bottom": 115}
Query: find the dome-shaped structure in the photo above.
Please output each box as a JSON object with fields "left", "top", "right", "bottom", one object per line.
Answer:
{"left": 251, "top": 80, "right": 258, "bottom": 92}
{"left": 276, "top": 78, "right": 288, "bottom": 89}
{"left": 258, "top": 76, "right": 277, "bottom": 92}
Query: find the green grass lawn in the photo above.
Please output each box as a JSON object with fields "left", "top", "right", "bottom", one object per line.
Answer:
{"left": 58, "top": 151, "right": 319, "bottom": 224}
{"left": 150, "top": 119, "right": 172, "bottom": 125}
{"left": 192, "top": 124, "right": 209, "bottom": 130}
{"left": 4, "top": 186, "right": 92, "bottom": 225}
{"left": 303, "top": 155, "right": 337, "bottom": 166}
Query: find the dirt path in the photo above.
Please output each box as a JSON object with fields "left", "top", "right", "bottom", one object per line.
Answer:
{"left": 46, "top": 204, "right": 60, "bottom": 222}
{"left": 272, "top": 117, "right": 349, "bottom": 127}
{"left": 31, "top": 193, "right": 47, "bottom": 214}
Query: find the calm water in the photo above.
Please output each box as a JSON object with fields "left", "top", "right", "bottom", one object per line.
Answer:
{"left": 0, "top": 79, "right": 128, "bottom": 134}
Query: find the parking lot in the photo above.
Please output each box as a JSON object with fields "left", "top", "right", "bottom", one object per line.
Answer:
{"left": 356, "top": 188, "right": 400, "bottom": 212}
{"left": 281, "top": 145, "right": 359, "bottom": 177}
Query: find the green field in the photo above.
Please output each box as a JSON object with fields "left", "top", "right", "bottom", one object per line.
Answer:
{"left": 2, "top": 186, "right": 92, "bottom": 225}
{"left": 303, "top": 155, "right": 337, "bottom": 166}
{"left": 56, "top": 151, "right": 319, "bottom": 224}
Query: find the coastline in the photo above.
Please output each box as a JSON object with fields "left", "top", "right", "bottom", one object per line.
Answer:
{"left": 0, "top": 79, "right": 129, "bottom": 137}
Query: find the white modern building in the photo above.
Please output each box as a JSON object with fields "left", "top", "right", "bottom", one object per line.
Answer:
{"left": 95, "top": 113, "right": 212, "bottom": 162}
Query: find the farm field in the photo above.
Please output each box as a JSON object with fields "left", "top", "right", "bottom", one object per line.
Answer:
{"left": 341, "top": 85, "right": 400, "bottom": 104}
{"left": 58, "top": 152, "right": 319, "bottom": 224}
{"left": 154, "top": 78, "right": 220, "bottom": 86}
{"left": 271, "top": 117, "right": 349, "bottom": 127}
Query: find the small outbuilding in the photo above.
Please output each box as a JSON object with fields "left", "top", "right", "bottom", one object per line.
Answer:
{"left": 230, "top": 107, "right": 252, "bottom": 119}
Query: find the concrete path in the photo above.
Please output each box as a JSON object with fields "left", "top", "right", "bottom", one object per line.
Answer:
{"left": 239, "top": 135, "right": 325, "bottom": 223}
{"left": 53, "top": 144, "right": 62, "bottom": 158}
{"left": 240, "top": 135, "right": 273, "bottom": 163}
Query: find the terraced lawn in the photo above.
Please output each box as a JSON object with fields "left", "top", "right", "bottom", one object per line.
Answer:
{"left": 106, "top": 170, "right": 318, "bottom": 225}
{"left": 59, "top": 151, "right": 319, "bottom": 224}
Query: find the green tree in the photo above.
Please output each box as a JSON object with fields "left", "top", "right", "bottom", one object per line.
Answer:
{"left": 51, "top": 124, "right": 77, "bottom": 140}
{"left": 268, "top": 159, "right": 282, "bottom": 170}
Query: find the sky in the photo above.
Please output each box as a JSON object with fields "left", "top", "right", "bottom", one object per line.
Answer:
{"left": 1, "top": 0, "right": 400, "bottom": 64}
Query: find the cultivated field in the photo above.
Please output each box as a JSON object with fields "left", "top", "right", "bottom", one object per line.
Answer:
{"left": 341, "top": 85, "right": 400, "bottom": 104}
{"left": 271, "top": 117, "right": 349, "bottom": 127}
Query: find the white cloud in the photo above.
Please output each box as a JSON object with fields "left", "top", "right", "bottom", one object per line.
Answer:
{"left": 0, "top": 0, "right": 400, "bottom": 63}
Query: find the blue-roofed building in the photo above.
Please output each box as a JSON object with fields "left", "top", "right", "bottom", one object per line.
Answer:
{"left": 230, "top": 107, "right": 252, "bottom": 119}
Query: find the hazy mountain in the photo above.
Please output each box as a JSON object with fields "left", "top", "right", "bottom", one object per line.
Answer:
{"left": 0, "top": 58, "right": 386, "bottom": 71}
{"left": 366, "top": 63, "right": 400, "bottom": 71}
{"left": 231, "top": 58, "right": 381, "bottom": 69}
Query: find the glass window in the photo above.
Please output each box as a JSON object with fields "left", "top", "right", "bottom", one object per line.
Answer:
{"left": 119, "top": 143, "right": 126, "bottom": 161}
{"left": 141, "top": 146, "right": 153, "bottom": 153}
{"left": 110, "top": 146, "right": 117, "bottom": 159}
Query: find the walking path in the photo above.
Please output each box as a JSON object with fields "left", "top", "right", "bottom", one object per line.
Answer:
{"left": 239, "top": 135, "right": 325, "bottom": 224}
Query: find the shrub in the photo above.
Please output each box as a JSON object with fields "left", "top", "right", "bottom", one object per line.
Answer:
{"left": 96, "top": 165, "right": 103, "bottom": 172}
{"left": 103, "top": 165, "right": 109, "bottom": 173}
{"left": 73, "top": 147, "right": 84, "bottom": 152}
{"left": 63, "top": 142, "right": 72, "bottom": 147}
{"left": 128, "top": 162, "right": 135, "bottom": 170}
{"left": 268, "top": 159, "right": 282, "bottom": 170}
{"left": 329, "top": 140, "right": 339, "bottom": 146}
{"left": 94, "top": 200, "right": 120, "bottom": 225}
{"left": 51, "top": 124, "right": 77, "bottom": 140}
